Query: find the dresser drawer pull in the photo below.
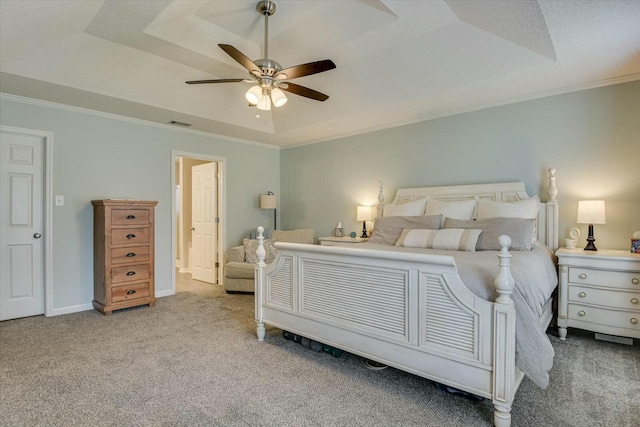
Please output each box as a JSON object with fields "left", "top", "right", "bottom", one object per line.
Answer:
{"left": 126, "top": 234, "right": 136, "bottom": 239}
{"left": 126, "top": 252, "right": 136, "bottom": 257}
{"left": 632, "top": 298, "right": 639, "bottom": 305}
{"left": 126, "top": 215, "right": 136, "bottom": 219}
{"left": 578, "top": 310, "right": 586, "bottom": 317}
{"left": 632, "top": 278, "right": 639, "bottom": 285}
{"left": 126, "top": 289, "right": 136, "bottom": 295}
{"left": 578, "top": 292, "right": 586, "bottom": 298}
{"left": 631, "top": 318, "right": 638, "bottom": 325}
{"left": 578, "top": 273, "right": 587, "bottom": 280}
{"left": 126, "top": 271, "right": 136, "bottom": 276}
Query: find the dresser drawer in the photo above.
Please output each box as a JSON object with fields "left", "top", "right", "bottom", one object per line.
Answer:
{"left": 568, "top": 303, "right": 640, "bottom": 330}
{"left": 569, "top": 267, "right": 640, "bottom": 290}
{"left": 568, "top": 285, "right": 640, "bottom": 310}
{"left": 111, "top": 208, "right": 150, "bottom": 225}
{"left": 111, "top": 264, "right": 150, "bottom": 283}
{"left": 111, "top": 246, "right": 150, "bottom": 265}
{"left": 111, "top": 227, "right": 150, "bottom": 245}
{"left": 111, "top": 282, "right": 150, "bottom": 303}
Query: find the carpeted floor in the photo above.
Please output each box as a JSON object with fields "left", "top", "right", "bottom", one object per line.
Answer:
{"left": 1, "top": 274, "right": 638, "bottom": 426}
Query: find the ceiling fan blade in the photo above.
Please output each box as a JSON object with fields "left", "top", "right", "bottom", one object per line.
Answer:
{"left": 186, "top": 78, "right": 246, "bottom": 84}
{"left": 280, "top": 83, "right": 329, "bottom": 102}
{"left": 218, "top": 44, "right": 261, "bottom": 76}
{"left": 275, "top": 60, "right": 336, "bottom": 80}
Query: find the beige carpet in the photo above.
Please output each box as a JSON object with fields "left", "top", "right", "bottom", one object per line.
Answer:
{"left": 1, "top": 273, "right": 638, "bottom": 426}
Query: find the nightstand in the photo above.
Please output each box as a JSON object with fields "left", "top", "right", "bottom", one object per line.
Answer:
{"left": 317, "top": 236, "right": 369, "bottom": 247}
{"left": 556, "top": 248, "right": 640, "bottom": 341}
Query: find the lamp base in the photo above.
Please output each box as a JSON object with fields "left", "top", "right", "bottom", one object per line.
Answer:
{"left": 361, "top": 221, "right": 368, "bottom": 238}
{"left": 584, "top": 224, "right": 597, "bottom": 251}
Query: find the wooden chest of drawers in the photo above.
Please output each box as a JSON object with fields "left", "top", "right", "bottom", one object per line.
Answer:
{"left": 556, "top": 248, "right": 640, "bottom": 340}
{"left": 92, "top": 199, "right": 158, "bottom": 315}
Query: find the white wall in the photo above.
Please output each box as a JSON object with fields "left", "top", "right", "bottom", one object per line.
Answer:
{"left": 280, "top": 81, "right": 640, "bottom": 250}
{"left": 0, "top": 96, "right": 279, "bottom": 313}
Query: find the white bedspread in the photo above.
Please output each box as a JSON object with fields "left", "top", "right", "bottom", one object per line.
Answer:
{"left": 357, "top": 242, "right": 558, "bottom": 389}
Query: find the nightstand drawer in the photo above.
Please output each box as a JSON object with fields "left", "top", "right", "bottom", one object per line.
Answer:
{"left": 569, "top": 267, "right": 640, "bottom": 289}
{"left": 568, "top": 303, "right": 640, "bottom": 330}
{"left": 568, "top": 285, "right": 640, "bottom": 310}
{"left": 111, "top": 282, "right": 150, "bottom": 303}
{"left": 111, "top": 264, "right": 150, "bottom": 283}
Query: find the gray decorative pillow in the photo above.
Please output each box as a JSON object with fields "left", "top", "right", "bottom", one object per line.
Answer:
{"left": 243, "top": 238, "right": 276, "bottom": 263}
{"left": 368, "top": 215, "right": 442, "bottom": 246}
{"left": 443, "top": 217, "right": 535, "bottom": 251}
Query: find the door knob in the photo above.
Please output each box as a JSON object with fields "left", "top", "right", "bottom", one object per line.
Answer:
{"left": 191, "top": 227, "right": 195, "bottom": 231}
{"left": 33, "top": 233, "right": 42, "bottom": 239}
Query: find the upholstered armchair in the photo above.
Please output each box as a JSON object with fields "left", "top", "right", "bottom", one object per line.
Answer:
{"left": 223, "top": 228, "right": 315, "bottom": 293}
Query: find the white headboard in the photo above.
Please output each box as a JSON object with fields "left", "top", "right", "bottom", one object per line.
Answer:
{"left": 377, "top": 168, "right": 559, "bottom": 250}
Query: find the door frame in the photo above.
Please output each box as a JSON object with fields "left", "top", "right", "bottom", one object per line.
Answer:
{"left": 170, "top": 150, "right": 226, "bottom": 294}
{"left": 0, "top": 125, "right": 54, "bottom": 317}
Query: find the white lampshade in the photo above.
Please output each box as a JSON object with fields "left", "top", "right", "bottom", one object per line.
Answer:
{"left": 245, "top": 85, "right": 262, "bottom": 105}
{"left": 260, "top": 194, "right": 277, "bottom": 209}
{"left": 356, "top": 205, "right": 373, "bottom": 221}
{"left": 577, "top": 200, "right": 606, "bottom": 224}
{"left": 271, "top": 87, "right": 288, "bottom": 107}
{"left": 256, "top": 92, "right": 271, "bottom": 111}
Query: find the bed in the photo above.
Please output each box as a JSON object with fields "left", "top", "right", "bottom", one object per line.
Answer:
{"left": 254, "top": 168, "right": 559, "bottom": 426}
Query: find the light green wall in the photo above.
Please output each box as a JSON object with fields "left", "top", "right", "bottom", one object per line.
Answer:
{"left": 281, "top": 81, "right": 640, "bottom": 250}
{"left": 0, "top": 97, "right": 279, "bottom": 312}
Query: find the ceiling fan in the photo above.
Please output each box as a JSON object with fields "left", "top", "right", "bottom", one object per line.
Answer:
{"left": 186, "top": 0, "right": 336, "bottom": 111}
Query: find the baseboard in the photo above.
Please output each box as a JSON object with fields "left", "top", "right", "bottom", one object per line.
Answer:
{"left": 48, "top": 303, "right": 94, "bottom": 317}
{"left": 595, "top": 333, "right": 633, "bottom": 345}
{"left": 155, "top": 289, "right": 175, "bottom": 298}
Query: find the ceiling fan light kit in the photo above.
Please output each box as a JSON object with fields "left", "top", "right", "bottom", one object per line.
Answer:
{"left": 186, "top": 0, "right": 335, "bottom": 111}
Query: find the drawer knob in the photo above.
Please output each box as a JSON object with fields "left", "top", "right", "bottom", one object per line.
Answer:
{"left": 578, "top": 273, "right": 587, "bottom": 280}
{"left": 126, "top": 271, "right": 136, "bottom": 276}
{"left": 631, "top": 318, "right": 638, "bottom": 325}
{"left": 126, "top": 289, "right": 136, "bottom": 295}
{"left": 632, "top": 278, "right": 639, "bottom": 285}
{"left": 126, "top": 252, "right": 136, "bottom": 257}
{"left": 578, "top": 292, "right": 586, "bottom": 298}
{"left": 578, "top": 310, "right": 586, "bottom": 317}
{"left": 126, "top": 234, "right": 136, "bottom": 239}
{"left": 126, "top": 215, "right": 136, "bottom": 219}
{"left": 632, "top": 298, "right": 639, "bottom": 305}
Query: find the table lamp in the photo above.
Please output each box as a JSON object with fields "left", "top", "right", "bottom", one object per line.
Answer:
{"left": 356, "top": 205, "right": 373, "bottom": 238}
{"left": 577, "top": 200, "right": 605, "bottom": 251}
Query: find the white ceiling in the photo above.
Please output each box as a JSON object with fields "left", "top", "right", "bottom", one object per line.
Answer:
{"left": 1, "top": 0, "right": 639, "bottom": 147}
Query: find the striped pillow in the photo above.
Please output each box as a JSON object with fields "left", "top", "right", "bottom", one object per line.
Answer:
{"left": 395, "top": 228, "right": 482, "bottom": 252}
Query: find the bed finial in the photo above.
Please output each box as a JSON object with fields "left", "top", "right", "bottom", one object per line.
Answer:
{"left": 377, "top": 181, "right": 384, "bottom": 218}
{"left": 494, "top": 235, "right": 515, "bottom": 304}
{"left": 547, "top": 167, "right": 557, "bottom": 202}
{"left": 256, "top": 226, "right": 266, "bottom": 266}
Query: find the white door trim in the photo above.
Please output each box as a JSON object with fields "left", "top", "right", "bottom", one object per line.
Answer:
{"left": 170, "top": 150, "right": 226, "bottom": 295}
{"left": 0, "top": 125, "right": 53, "bottom": 317}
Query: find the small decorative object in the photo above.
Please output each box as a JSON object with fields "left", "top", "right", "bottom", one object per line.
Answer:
{"left": 350, "top": 231, "right": 357, "bottom": 238}
{"left": 632, "top": 231, "right": 640, "bottom": 254}
{"left": 565, "top": 228, "right": 580, "bottom": 249}
{"left": 334, "top": 222, "right": 343, "bottom": 237}
{"left": 577, "top": 200, "right": 606, "bottom": 251}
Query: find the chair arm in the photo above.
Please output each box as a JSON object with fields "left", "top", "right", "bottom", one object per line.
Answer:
{"left": 226, "top": 245, "right": 246, "bottom": 263}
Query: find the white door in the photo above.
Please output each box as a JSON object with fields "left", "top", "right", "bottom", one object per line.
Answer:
{"left": 0, "top": 131, "right": 45, "bottom": 320}
{"left": 191, "top": 162, "right": 217, "bottom": 283}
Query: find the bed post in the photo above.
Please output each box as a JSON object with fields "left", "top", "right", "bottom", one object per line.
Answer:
{"left": 376, "top": 181, "right": 384, "bottom": 218}
{"left": 546, "top": 167, "right": 559, "bottom": 251}
{"left": 255, "top": 226, "right": 266, "bottom": 341}
{"left": 492, "top": 235, "right": 516, "bottom": 427}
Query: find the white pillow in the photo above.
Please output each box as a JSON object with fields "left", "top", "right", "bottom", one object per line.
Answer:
{"left": 476, "top": 197, "right": 539, "bottom": 220}
{"left": 425, "top": 199, "right": 477, "bottom": 221}
{"left": 395, "top": 228, "right": 482, "bottom": 252}
{"left": 383, "top": 198, "right": 427, "bottom": 217}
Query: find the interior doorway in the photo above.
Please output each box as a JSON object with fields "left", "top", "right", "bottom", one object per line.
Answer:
{"left": 171, "top": 151, "right": 225, "bottom": 293}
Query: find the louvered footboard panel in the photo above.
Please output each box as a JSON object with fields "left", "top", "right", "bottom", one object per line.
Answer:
{"left": 267, "top": 256, "right": 293, "bottom": 309}
{"left": 299, "top": 259, "right": 409, "bottom": 342}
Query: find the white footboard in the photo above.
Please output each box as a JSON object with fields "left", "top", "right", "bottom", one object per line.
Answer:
{"left": 255, "top": 228, "right": 516, "bottom": 427}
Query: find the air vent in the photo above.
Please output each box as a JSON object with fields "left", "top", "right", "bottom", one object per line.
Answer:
{"left": 168, "top": 120, "right": 191, "bottom": 127}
